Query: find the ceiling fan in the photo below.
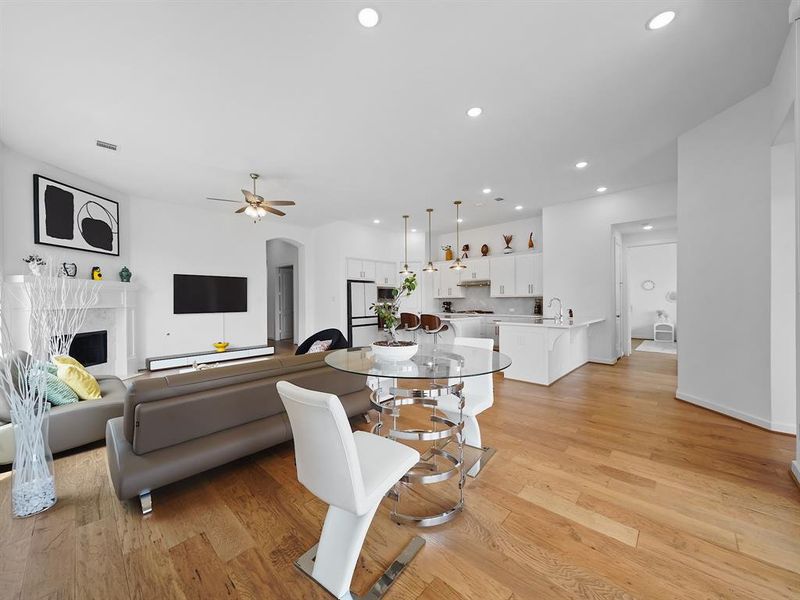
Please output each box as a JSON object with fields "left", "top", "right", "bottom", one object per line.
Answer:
{"left": 207, "top": 173, "right": 296, "bottom": 221}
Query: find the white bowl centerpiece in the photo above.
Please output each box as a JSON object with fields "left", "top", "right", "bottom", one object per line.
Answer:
{"left": 370, "top": 273, "right": 418, "bottom": 362}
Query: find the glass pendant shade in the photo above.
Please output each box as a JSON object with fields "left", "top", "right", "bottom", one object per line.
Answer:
{"left": 245, "top": 205, "right": 259, "bottom": 218}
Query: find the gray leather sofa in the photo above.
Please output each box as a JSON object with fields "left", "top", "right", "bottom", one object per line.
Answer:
{"left": 0, "top": 350, "right": 127, "bottom": 465}
{"left": 105, "top": 352, "right": 370, "bottom": 513}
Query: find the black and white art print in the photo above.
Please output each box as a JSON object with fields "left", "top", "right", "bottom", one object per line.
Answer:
{"left": 33, "top": 175, "right": 120, "bottom": 256}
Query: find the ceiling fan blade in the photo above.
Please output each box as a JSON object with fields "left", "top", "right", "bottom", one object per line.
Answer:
{"left": 242, "top": 189, "right": 260, "bottom": 204}
{"left": 235, "top": 206, "right": 247, "bottom": 214}
{"left": 262, "top": 200, "right": 296, "bottom": 206}
{"left": 207, "top": 197, "right": 241, "bottom": 203}
{"left": 260, "top": 205, "right": 286, "bottom": 217}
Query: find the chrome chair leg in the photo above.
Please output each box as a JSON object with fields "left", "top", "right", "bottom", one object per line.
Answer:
{"left": 139, "top": 490, "right": 152, "bottom": 515}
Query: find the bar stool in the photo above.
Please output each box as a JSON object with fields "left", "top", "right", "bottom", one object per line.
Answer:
{"left": 437, "top": 336, "right": 495, "bottom": 477}
{"left": 420, "top": 313, "right": 449, "bottom": 343}
{"left": 277, "top": 381, "right": 424, "bottom": 599}
{"left": 398, "top": 312, "right": 421, "bottom": 342}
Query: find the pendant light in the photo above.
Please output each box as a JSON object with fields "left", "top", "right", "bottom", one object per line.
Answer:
{"left": 399, "top": 215, "right": 414, "bottom": 276}
{"left": 450, "top": 201, "right": 466, "bottom": 270}
{"left": 422, "top": 208, "right": 438, "bottom": 272}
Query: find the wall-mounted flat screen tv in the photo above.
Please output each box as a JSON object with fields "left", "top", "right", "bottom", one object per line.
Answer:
{"left": 173, "top": 274, "right": 247, "bottom": 314}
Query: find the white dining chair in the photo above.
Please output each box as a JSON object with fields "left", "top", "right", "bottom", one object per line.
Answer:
{"left": 437, "top": 336, "right": 495, "bottom": 477}
{"left": 277, "top": 380, "right": 423, "bottom": 599}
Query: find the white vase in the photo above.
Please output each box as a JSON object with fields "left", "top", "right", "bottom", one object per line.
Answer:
{"left": 11, "top": 405, "right": 56, "bottom": 518}
{"left": 371, "top": 342, "right": 419, "bottom": 362}
{"left": 28, "top": 263, "right": 42, "bottom": 276}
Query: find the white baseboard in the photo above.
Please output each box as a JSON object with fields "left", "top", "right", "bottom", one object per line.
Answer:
{"left": 675, "top": 390, "right": 797, "bottom": 434}
{"left": 589, "top": 355, "right": 617, "bottom": 365}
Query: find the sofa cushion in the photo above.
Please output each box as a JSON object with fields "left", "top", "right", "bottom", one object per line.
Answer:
{"left": 41, "top": 371, "right": 79, "bottom": 406}
{"left": 57, "top": 363, "right": 101, "bottom": 400}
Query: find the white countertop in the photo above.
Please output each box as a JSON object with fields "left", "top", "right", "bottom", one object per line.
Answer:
{"left": 496, "top": 317, "right": 604, "bottom": 329}
{"left": 435, "top": 312, "right": 542, "bottom": 320}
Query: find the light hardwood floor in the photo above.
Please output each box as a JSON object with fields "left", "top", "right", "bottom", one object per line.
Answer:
{"left": 1, "top": 348, "right": 799, "bottom": 599}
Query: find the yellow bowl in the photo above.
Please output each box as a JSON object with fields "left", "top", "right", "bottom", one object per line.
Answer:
{"left": 213, "top": 342, "right": 229, "bottom": 353}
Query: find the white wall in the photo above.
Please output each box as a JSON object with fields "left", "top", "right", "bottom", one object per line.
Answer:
{"left": 266, "top": 238, "right": 299, "bottom": 343}
{"left": 311, "top": 220, "right": 408, "bottom": 335}
{"left": 435, "top": 215, "right": 543, "bottom": 262}
{"left": 677, "top": 83, "right": 784, "bottom": 430}
{"left": 771, "top": 142, "right": 797, "bottom": 433}
{"left": 0, "top": 147, "right": 318, "bottom": 366}
{"left": 542, "top": 181, "right": 677, "bottom": 363}
{"left": 627, "top": 243, "right": 677, "bottom": 340}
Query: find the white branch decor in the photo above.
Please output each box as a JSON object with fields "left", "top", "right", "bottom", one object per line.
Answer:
{"left": 0, "top": 259, "right": 99, "bottom": 517}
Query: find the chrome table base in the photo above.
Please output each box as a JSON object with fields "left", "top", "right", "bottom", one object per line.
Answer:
{"left": 371, "top": 381, "right": 468, "bottom": 527}
{"left": 295, "top": 536, "right": 425, "bottom": 600}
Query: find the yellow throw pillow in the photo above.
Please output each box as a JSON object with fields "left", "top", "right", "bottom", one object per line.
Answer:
{"left": 56, "top": 363, "right": 101, "bottom": 400}
{"left": 53, "top": 355, "right": 86, "bottom": 370}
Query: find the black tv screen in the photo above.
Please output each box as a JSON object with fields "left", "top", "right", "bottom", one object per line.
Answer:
{"left": 173, "top": 274, "right": 247, "bottom": 314}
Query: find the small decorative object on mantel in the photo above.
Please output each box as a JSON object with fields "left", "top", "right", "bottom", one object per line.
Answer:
{"left": 528, "top": 233, "right": 535, "bottom": 249}
{"left": 480, "top": 244, "right": 489, "bottom": 256}
{"left": 641, "top": 279, "right": 655, "bottom": 291}
{"left": 370, "top": 274, "right": 418, "bottom": 361}
{"left": 502, "top": 234, "right": 513, "bottom": 254}
{"left": 23, "top": 255, "right": 46, "bottom": 276}
{"left": 461, "top": 244, "right": 469, "bottom": 259}
{"left": 119, "top": 266, "right": 132, "bottom": 282}
{"left": 60, "top": 262, "right": 77, "bottom": 278}
{"left": 91, "top": 266, "right": 103, "bottom": 281}
{"left": 442, "top": 245, "right": 453, "bottom": 261}
{"left": 213, "top": 342, "right": 229, "bottom": 352}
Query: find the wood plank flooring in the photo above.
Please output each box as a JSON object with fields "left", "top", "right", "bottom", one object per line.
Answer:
{"left": 1, "top": 347, "right": 799, "bottom": 599}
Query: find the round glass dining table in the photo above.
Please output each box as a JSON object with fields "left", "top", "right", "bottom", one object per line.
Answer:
{"left": 325, "top": 343, "right": 511, "bottom": 527}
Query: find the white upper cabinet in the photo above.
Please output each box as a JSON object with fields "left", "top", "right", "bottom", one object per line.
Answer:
{"left": 346, "top": 258, "right": 377, "bottom": 281}
{"left": 432, "top": 261, "right": 464, "bottom": 298}
{"left": 514, "top": 253, "right": 543, "bottom": 297}
{"left": 375, "top": 261, "right": 397, "bottom": 287}
{"left": 463, "top": 258, "right": 490, "bottom": 281}
{"left": 490, "top": 255, "right": 515, "bottom": 297}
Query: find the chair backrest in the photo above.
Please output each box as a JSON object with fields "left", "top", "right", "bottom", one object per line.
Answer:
{"left": 420, "top": 314, "right": 443, "bottom": 332}
{"left": 399, "top": 313, "right": 420, "bottom": 330}
{"left": 451, "top": 337, "right": 494, "bottom": 408}
{"left": 276, "top": 381, "right": 365, "bottom": 513}
{"left": 295, "top": 328, "right": 349, "bottom": 355}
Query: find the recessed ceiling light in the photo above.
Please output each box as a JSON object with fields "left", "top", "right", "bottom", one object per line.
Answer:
{"left": 515, "top": 205, "right": 523, "bottom": 211}
{"left": 596, "top": 186, "right": 608, "bottom": 193}
{"left": 642, "top": 224, "right": 654, "bottom": 230}
{"left": 575, "top": 161, "right": 588, "bottom": 169}
{"left": 475, "top": 202, "right": 484, "bottom": 207}
{"left": 646, "top": 10, "right": 676, "bottom": 30}
{"left": 358, "top": 8, "right": 380, "bottom": 28}
{"left": 457, "top": 218, "right": 464, "bottom": 223}
{"left": 482, "top": 187, "right": 492, "bottom": 194}
{"left": 411, "top": 228, "right": 417, "bottom": 232}
{"left": 373, "top": 219, "right": 380, "bottom": 224}
{"left": 466, "top": 107, "right": 483, "bottom": 118}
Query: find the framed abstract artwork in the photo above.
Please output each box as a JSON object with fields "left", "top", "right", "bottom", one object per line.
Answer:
{"left": 33, "top": 174, "right": 120, "bottom": 256}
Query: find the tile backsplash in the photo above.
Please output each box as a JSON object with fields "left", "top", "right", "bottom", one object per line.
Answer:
{"left": 445, "top": 287, "right": 540, "bottom": 315}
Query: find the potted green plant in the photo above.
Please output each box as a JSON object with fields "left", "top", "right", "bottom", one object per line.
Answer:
{"left": 370, "top": 274, "right": 418, "bottom": 361}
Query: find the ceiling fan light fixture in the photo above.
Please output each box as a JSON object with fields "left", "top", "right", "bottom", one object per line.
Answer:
{"left": 245, "top": 205, "right": 260, "bottom": 218}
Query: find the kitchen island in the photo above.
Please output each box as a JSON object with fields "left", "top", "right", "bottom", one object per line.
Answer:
{"left": 498, "top": 317, "right": 604, "bottom": 385}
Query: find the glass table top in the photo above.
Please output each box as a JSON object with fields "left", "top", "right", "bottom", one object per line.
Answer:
{"left": 324, "top": 343, "right": 512, "bottom": 380}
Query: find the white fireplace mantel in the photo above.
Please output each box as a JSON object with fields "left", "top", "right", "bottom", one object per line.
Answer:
{"left": 3, "top": 276, "right": 139, "bottom": 378}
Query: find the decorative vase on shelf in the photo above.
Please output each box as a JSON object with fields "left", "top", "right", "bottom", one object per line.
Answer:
{"left": 11, "top": 404, "right": 56, "bottom": 518}
{"left": 443, "top": 246, "right": 453, "bottom": 261}
{"left": 502, "top": 234, "right": 513, "bottom": 254}
{"left": 119, "top": 266, "right": 132, "bottom": 282}
{"left": 528, "top": 233, "right": 534, "bottom": 249}
{"left": 480, "top": 244, "right": 489, "bottom": 256}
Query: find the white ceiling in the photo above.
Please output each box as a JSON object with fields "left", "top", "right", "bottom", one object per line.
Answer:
{"left": 0, "top": 1, "right": 789, "bottom": 232}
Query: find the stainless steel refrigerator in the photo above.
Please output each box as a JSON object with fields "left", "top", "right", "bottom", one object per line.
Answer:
{"left": 347, "top": 280, "right": 381, "bottom": 347}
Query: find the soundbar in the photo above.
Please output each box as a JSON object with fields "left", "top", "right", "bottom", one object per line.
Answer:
{"left": 145, "top": 345, "right": 275, "bottom": 372}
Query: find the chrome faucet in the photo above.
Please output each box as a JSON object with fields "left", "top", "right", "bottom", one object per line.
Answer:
{"left": 548, "top": 297, "right": 563, "bottom": 322}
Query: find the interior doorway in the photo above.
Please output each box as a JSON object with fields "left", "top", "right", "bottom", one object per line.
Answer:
{"left": 276, "top": 265, "right": 294, "bottom": 341}
{"left": 266, "top": 238, "right": 301, "bottom": 346}
{"left": 612, "top": 217, "right": 678, "bottom": 358}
